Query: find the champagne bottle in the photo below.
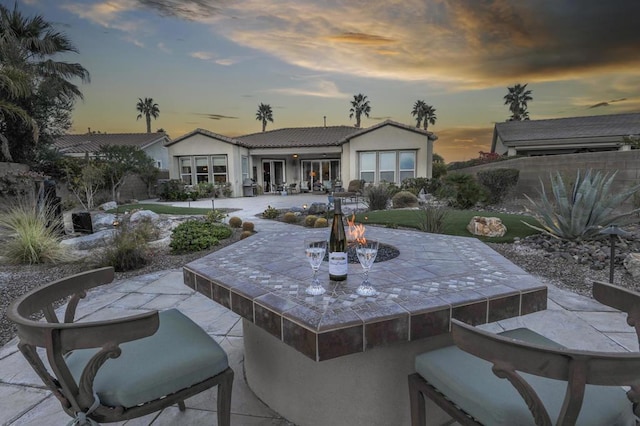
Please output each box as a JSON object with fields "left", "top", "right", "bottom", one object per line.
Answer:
{"left": 329, "top": 198, "right": 348, "bottom": 281}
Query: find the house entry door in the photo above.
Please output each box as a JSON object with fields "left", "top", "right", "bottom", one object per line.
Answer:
{"left": 262, "top": 160, "right": 285, "bottom": 193}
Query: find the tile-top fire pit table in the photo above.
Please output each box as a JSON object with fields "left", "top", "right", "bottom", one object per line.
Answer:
{"left": 183, "top": 226, "right": 547, "bottom": 426}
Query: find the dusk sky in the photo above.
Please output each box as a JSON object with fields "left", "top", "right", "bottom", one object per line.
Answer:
{"left": 12, "top": 0, "right": 640, "bottom": 162}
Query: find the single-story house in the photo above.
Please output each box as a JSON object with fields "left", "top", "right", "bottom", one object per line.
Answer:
{"left": 491, "top": 112, "right": 640, "bottom": 157}
{"left": 165, "top": 120, "right": 437, "bottom": 198}
{"left": 54, "top": 132, "right": 170, "bottom": 170}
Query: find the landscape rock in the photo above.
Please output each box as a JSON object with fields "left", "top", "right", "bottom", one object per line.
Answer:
{"left": 308, "top": 203, "right": 327, "bottom": 215}
{"left": 98, "top": 201, "right": 117, "bottom": 211}
{"left": 130, "top": 210, "right": 160, "bottom": 223}
{"left": 466, "top": 216, "right": 507, "bottom": 238}
{"left": 624, "top": 253, "right": 640, "bottom": 278}
{"left": 60, "top": 229, "right": 116, "bottom": 251}
{"left": 92, "top": 213, "right": 117, "bottom": 231}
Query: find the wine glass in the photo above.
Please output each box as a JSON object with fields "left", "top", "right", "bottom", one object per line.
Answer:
{"left": 304, "top": 238, "right": 327, "bottom": 295}
{"left": 356, "top": 239, "right": 379, "bottom": 296}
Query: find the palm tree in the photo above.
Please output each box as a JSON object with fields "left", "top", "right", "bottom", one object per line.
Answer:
{"left": 411, "top": 100, "right": 426, "bottom": 128}
{"left": 422, "top": 104, "right": 437, "bottom": 131}
{"left": 256, "top": 103, "right": 273, "bottom": 132}
{"left": 136, "top": 98, "right": 160, "bottom": 133}
{"left": 349, "top": 93, "right": 371, "bottom": 128}
{"left": 0, "top": 3, "right": 89, "bottom": 162}
{"left": 504, "top": 83, "right": 533, "bottom": 121}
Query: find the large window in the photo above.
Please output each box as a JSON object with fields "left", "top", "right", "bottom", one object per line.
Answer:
{"left": 180, "top": 158, "right": 192, "bottom": 184}
{"left": 212, "top": 156, "right": 228, "bottom": 183}
{"left": 241, "top": 156, "right": 249, "bottom": 181}
{"left": 358, "top": 151, "right": 416, "bottom": 184}
{"left": 195, "top": 157, "right": 209, "bottom": 183}
{"left": 179, "top": 155, "right": 228, "bottom": 184}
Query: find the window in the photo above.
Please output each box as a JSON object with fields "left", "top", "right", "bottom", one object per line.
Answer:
{"left": 399, "top": 151, "right": 416, "bottom": 182}
{"left": 359, "top": 152, "right": 376, "bottom": 183}
{"left": 212, "top": 156, "right": 228, "bottom": 183}
{"left": 195, "top": 157, "right": 209, "bottom": 183}
{"left": 180, "top": 158, "right": 192, "bottom": 184}
{"left": 241, "top": 156, "right": 249, "bottom": 181}
{"left": 379, "top": 152, "right": 396, "bottom": 183}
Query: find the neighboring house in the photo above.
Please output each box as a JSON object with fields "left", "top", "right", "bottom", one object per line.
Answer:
{"left": 165, "top": 120, "right": 437, "bottom": 197}
{"left": 491, "top": 112, "right": 640, "bottom": 157}
{"left": 53, "top": 132, "right": 170, "bottom": 170}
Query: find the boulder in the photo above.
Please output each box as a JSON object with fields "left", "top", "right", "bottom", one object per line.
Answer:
{"left": 466, "top": 216, "right": 507, "bottom": 238}
{"left": 308, "top": 203, "right": 327, "bottom": 215}
{"left": 92, "top": 213, "right": 117, "bottom": 232}
{"left": 130, "top": 210, "right": 160, "bottom": 223}
{"left": 99, "top": 201, "right": 117, "bottom": 211}
{"left": 624, "top": 253, "right": 640, "bottom": 278}
{"left": 60, "top": 229, "right": 116, "bottom": 251}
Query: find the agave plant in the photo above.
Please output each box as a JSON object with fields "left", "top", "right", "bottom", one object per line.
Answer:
{"left": 524, "top": 169, "right": 640, "bottom": 240}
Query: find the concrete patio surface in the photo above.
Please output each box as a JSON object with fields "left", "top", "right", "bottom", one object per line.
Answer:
{"left": 1, "top": 194, "right": 637, "bottom": 425}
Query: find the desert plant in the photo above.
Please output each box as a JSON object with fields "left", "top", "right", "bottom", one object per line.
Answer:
{"left": 400, "top": 177, "right": 431, "bottom": 195}
{"left": 0, "top": 199, "right": 70, "bottom": 264}
{"left": 416, "top": 204, "right": 448, "bottom": 234}
{"left": 206, "top": 209, "right": 227, "bottom": 223}
{"left": 314, "top": 217, "right": 328, "bottom": 227}
{"left": 240, "top": 230, "right": 253, "bottom": 240}
{"left": 476, "top": 168, "right": 520, "bottom": 205}
{"left": 128, "top": 216, "right": 161, "bottom": 242}
{"left": 242, "top": 221, "right": 255, "bottom": 232}
{"left": 524, "top": 169, "right": 640, "bottom": 240}
{"left": 228, "top": 216, "right": 243, "bottom": 228}
{"left": 437, "top": 173, "right": 486, "bottom": 209}
{"left": 283, "top": 212, "right": 298, "bottom": 224}
{"left": 100, "top": 223, "right": 149, "bottom": 272}
{"left": 170, "top": 220, "right": 232, "bottom": 253}
{"left": 262, "top": 205, "right": 279, "bottom": 219}
{"left": 364, "top": 183, "right": 393, "bottom": 211}
{"left": 392, "top": 191, "right": 419, "bottom": 208}
{"left": 305, "top": 215, "right": 318, "bottom": 227}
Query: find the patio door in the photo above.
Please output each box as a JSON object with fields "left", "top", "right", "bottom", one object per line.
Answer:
{"left": 262, "top": 160, "right": 285, "bottom": 193}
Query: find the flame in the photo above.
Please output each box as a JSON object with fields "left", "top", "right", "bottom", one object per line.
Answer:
{"left": 347, "top": 214, "right": 367, "bottom": 244}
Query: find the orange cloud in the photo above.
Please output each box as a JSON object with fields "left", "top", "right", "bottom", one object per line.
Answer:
{"left": 327, "top": 32, "right": 396, "bottom": 45}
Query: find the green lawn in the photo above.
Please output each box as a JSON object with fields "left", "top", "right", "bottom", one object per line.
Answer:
{"left": 106, "top": 203, "right": 231, "bottom": 215}
{"left": 353, "top": 209, "right": 540, "bottom": 243}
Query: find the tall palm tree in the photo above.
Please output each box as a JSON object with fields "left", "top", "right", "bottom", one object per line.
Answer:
{"left": 422, "top": 104, "right": 437, "bottom": 131}
{"left": 256, "top": 103, "right": 273, "bottom": 132}
{"left": 349, "top": 93, "right": 371, "bottom": 128}
{"left": 504, "top": 83, "right": 533, "bottom": 121}
{"left": 0, "top": 3, "right": 89, "bottom": 162}
{"left": 411, "top": 100, "right": 426, "bottom": 128}
{"left": 136, "top": 98, "right": 160, "bottom": 133}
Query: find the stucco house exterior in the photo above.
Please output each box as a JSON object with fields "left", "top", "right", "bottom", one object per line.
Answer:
{"left": 54, "top": 132, "right": 170, "bottom": 170}
{"left": 491, "top": 112, "right": 640, "bottom": 157}
{"left": 165, "top": 120, "right": 437, "bottom": 197}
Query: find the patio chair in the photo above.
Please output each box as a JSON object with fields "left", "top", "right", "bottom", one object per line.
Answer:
{"left": 409, "top": 280, "right": 640, "bottom": 426}
{"left": 7, "top": 267, "right": 233, "bottom": 425}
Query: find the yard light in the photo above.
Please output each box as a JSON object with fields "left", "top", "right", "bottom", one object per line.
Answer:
{"left": 599, "top": 224, "right": 631, "bottom": 283}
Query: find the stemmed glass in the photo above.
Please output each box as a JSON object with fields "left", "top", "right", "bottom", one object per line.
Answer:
{"left": 304, "top": 238, "right": 327, "bottom": 295}
{"left": 356, "top": 239, "right": 379, "bottom": 296}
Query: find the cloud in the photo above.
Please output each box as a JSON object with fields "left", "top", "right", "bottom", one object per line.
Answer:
{"left": 136, "top": 0, "right": 222, "bottom": 20}
{"left": 267, "top": 80, "right": 349, "bottom": 99}
{"left": 434, "top": 126, "right": 495, "bottom": 162}
{"left": 190, "top": 51, "right": 215, "bottom": 60}
{"left": 327, "top": 32, "right": 396, "bottom": 45}
{"left": 194, "top": 113, "right": 239, "bottom": 120}
{"left": 157, "top": 42, "right": 171, "bottom": 53}
{"left": 588, "top": 98, "right": 627, "bottom": 109}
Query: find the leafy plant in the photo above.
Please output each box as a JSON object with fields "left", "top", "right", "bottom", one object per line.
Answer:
{"left": 524, "top": 169, "right": 640, "bottom": 240}
{"left": 169, "top": 220, "right": 232, "bottom": 253}
{"left": 415, "top": 205, "right": 448, "bottom": 234}
{"left": 0, "top": 199, "right": 70, "bottom": 264}
{"left": 391, "top": 191, "right": 419, "bottom": 208}
{"left": 206, "top": 209, "right": 227, "bottom": 223}
{"left": 100, "top": 227, "right": 149, "bottom": 271}
{"left": 476, "top": 168, "right": 520, "bottom": 205}
{"left": 436, "top": 173, "right": 486, "bottom": 209}
{"left": 262, "top": 205, "right": 279, "bottom": 219}
{"left": 364, "top": 183, "right": 393, "bottom": 211}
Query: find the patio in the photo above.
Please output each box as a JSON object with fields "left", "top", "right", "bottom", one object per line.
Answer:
{"left": 1, "top": 195, "right": 637, "bottom": 425}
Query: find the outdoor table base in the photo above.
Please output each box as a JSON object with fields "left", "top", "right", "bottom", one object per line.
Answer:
{"left": 184, "top": 227, "right": 547, "bottom": 425}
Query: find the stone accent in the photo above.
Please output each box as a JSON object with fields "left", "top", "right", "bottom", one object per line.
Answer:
{"left": 624, "top": 253, "right": 640, "bottom": 278}
{"left": 467, "top": 216, "right": 507, "bottom": 238}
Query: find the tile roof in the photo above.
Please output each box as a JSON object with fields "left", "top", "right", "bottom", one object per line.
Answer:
{"left": 54, "top": 133, "right": 169, "bottom": 154}
{"left": 237, "top": 126, "right": 358, "bottom": 148}
{"left": 495, "top": 112, "right": 640, "bottom": 144}
{"left": 165, "top": 128, "right": 243, "bottom": 147}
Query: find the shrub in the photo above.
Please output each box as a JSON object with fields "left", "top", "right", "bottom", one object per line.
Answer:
{"left": 436, "top": 173, "right": 486, "bottom": 209}
{"left": 196, "top": 182, "right": 215, "bottom": 198}
{"left": 170, "top": 220, "right": 232, "bottom": 253}
{"left": 524, "top": 169, "right": 640, "bottom": 240}
{"left": 129, "top": 216, "right": 160, "bottom": 242}
{"left": 314, "top": 217, "right": 328, "bottom": 227}
{"left": 305, "top": 215, "right": 318, "bottom": 227}
{"left": 415, "top": 205, "right": 448, "bottom": 234}
{"left": 283, "top": 212, "right": 298, "bottom": 223}
{"left": 401, "top": 177, "right": 431, "bottom": 195}
{"left": 476, "top": 168, "right": 520, "bottom": 205}
{"left": 240, "top": 230, "right": 253, "bottom": 240}
{"left": 100, "top": 220, "right": 149, "bottom": 271}
{"left": 205, "top": 209, "right": 227, "bottom": 223}
{"left": 392, "top": 191, "right": 419, "bottom": 208}
{"left": 0, "top": 199, "right": 70, "bottom": 264}
{"left": 157, "top": 179, "right": 191, "bottom": 201}
{"left": 364, "top": 183, "right": 393, "bottom": 211}
{"left": 228, "top": 216, "right": 243, "bottom": 228}
{"left": 242, "top": 221, "right": 255, "bottom": 232}
{"left": 262, "top": 205, "right": 279, "bottom": 219}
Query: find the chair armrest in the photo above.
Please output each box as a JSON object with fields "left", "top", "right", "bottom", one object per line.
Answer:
{"left": 593, "top": 281, "right": 640, "bottom": 349}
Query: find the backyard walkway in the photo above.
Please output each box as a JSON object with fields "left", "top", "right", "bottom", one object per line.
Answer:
{"left": 0, "top": 194, "right": 636, "bottom": 425}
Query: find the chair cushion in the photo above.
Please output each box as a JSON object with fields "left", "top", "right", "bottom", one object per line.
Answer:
{"left": 66, "top": 309, "right": 228, "bottom": 408}
{"left": 415, "top": 328, "right": 635, "bottom": 426}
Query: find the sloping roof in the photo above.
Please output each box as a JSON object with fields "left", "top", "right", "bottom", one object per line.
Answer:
{"left": 339, "top": 119, "right": 438, "bottom": 142}
{"left": 237, "top": 126, "right": 357, "bottom": 148}
{"left": 165, "top": 128, "right": 245, "bottom": 147}
{"left": 54, "top": 132, "right": 169, "bottom": 154}
{"left": 494, "top": 112, "right": 640, "bottom": 146}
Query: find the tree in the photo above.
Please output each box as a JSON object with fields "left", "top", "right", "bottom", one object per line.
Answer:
{"left": 136, "top": 98, "right": 160, "bottom": 133}
{"left": 0, "top": 3, "right": 89, "bottom": 163}
{"left": 349, "top": 93, "right": 371, "bottom": 128}
{"left": 504, "top": 83, "right": 532, "bottom": 121}
{"left": 97, "top": 145, "right": 155, "bottom": 203}
{"left": 411, "top": 100, "right": 426, "bottom": 128}
{"left": 60, "top": 156, "right": 104, "bottom": 210}
{"left": 256, "top": 103, "right": 273, "bottom": 132}
{"left": 422, "top": 104, "right": 437, "bottom": 131}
